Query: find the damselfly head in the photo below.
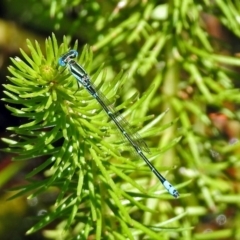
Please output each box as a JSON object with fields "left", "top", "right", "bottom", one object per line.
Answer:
{"left": 58, "top": 50, "right": 78, "bottom": 66}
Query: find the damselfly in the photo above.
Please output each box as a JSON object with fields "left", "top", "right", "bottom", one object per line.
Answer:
{"left": 58, "top": 50, "right": 179, "bottom": 198}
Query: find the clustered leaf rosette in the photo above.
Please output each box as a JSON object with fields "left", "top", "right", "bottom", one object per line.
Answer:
{"left": 2, "top": 34, "right": 181, "bottom": 238}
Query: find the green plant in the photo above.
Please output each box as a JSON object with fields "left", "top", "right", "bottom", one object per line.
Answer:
{"left": 2, "top": 0, "right": 240, "bottom": 239}
{"left": 2, "top": 34, "right": 182, "bottom": 239}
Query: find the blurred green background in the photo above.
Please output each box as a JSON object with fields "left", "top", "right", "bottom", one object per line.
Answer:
{"left": 1, "top": 0, "right": 240, "bottom": 239}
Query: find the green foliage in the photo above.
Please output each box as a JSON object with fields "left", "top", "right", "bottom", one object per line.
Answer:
{"left": 2, "top": 0, "right": 240, "bottom": 239}
{"left": 2, "top": 34, "right": 182, "bottom": 239}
